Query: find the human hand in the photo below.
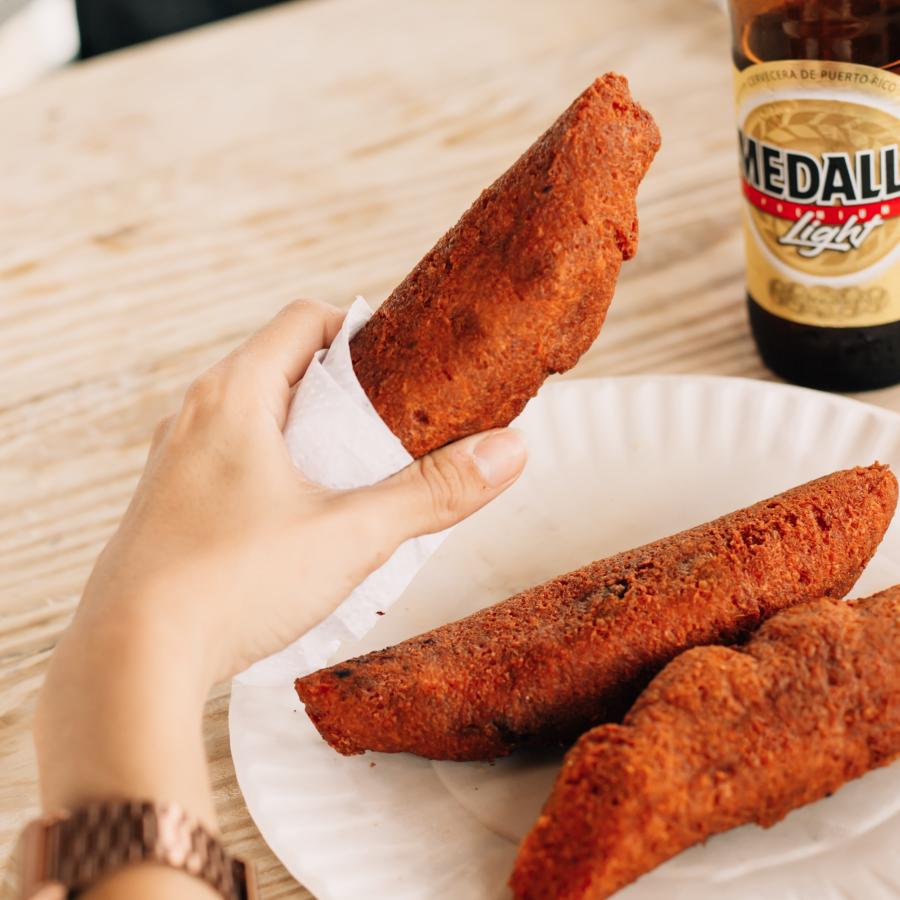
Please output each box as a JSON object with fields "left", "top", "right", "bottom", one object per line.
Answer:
{"left": 34, "top": 299, "right": 526, "bottom": 847}
{"left": 68, "top": 299, "right": 527, "bottom": 683}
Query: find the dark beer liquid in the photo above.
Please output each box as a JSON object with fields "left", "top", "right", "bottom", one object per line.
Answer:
{"left": 733, "top": 0, "right": 900, "bottom": 392}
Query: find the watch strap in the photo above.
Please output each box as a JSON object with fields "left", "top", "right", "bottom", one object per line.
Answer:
{"left": 15, "top": 800, "right": 257, "bottom": 899}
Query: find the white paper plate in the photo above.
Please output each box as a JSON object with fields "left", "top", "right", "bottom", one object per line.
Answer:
{"left": 230, "top": 375, "right": 900, "bottom": 900}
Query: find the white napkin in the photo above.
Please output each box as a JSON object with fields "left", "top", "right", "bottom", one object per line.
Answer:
{"left": 235, "top": 297, "right": 448, "bottom": 686}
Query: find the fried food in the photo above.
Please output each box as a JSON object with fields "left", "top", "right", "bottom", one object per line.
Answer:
{"left": 295, "top": 464, "right": 897, "bottom": 760}
{"left": 510, "top": 585, "right": 900, "bottom": 900}
{"left": 349, "top": 73, "right": 661, "bottom": 459}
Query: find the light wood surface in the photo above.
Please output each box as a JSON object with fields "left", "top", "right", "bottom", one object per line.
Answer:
{"left": 3, "top": 0, "right": 900, "bottom": 896}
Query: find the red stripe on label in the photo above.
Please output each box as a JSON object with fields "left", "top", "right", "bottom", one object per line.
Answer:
{"left": 742, "top": 179, "right": 900, "bottom": 225}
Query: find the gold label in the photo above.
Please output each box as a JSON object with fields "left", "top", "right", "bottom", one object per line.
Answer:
{"left": 733, "top": 60, "right": 900, "bottom": 328}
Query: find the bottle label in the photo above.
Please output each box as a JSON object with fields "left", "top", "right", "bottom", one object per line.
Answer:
{"left": 734, "top": 60, "right": 900, "bottom": 328}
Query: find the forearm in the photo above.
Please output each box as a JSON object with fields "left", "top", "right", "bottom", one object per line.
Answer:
{"left": 25, "top": 299, "right": 526, "bottom": 899}
{"left": 34, "top": 604, "right": 219, "bottom": 899}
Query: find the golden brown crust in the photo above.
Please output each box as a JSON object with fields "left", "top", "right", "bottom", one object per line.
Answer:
{"left": 295, "top": 465, "right": 897, "bottom": 760}
{"left": 510, "top": 585, "right": 900, "bottom": 900}
{"left": 349, "top": 73, "right": 661, "bottom": 458}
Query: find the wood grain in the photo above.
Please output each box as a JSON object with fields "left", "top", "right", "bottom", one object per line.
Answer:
{"left": 3, "top": 0, "right": 900, "bottom": 896}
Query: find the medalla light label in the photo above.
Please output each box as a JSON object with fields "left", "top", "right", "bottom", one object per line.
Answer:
{"left": 733, "top": 59, "right": 900, "bottom": 328}
{"left": 739, "top": 137, "right": 900, "bottom": 206}
{"left": 739, "top": 134, "right": 899, "bottom": 258}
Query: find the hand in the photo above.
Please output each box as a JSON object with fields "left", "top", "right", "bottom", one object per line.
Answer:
{"left": 69, "top": 299, "right": 526, "bottom": 686}
{"left": 33, "top": 300, "right": 526, "bottom": 897}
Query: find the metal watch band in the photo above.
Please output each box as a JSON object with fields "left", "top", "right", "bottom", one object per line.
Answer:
{"left": 14, "top": 800, "right": 258, "bottom": 899}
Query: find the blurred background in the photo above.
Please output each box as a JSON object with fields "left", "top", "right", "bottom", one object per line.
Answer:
{"left": 0, "top": 0, "right": 290, "bottom": 94}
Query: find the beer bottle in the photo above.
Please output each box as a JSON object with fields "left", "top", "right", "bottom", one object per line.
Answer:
{"left": 727, "top": 0, "right": 900, "bottom": 391}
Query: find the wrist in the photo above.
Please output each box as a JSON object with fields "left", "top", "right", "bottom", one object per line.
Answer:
{"left": 35, "top": 601, "right": 216, "bottom": 829}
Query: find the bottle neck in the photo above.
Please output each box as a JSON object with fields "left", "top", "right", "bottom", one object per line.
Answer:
{"left": 731, "top": 0, "right": 900, "bottom": 73}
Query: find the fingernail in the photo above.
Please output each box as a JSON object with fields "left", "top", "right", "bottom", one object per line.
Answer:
{"left": 470, "top": 429, "right": 527, "bottom": 486}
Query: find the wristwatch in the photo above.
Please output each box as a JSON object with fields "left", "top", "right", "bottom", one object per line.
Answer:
{"left": 4, "top": 800, "right": 258, "bottom": 899}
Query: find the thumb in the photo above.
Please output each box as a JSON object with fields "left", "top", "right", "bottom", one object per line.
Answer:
{"left": 349, "top": 428, "right": 527, "bottom": 546}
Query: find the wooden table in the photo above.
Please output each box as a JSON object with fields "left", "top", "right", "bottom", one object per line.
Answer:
{"left": 4, "top": 0, "right": 900, "bottom": 896}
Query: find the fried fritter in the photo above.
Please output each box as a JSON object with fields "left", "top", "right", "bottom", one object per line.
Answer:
{"left": 295, "top": 464, "right": 897, "bottom": 760}
{"left": 510, "top": 585, "right": 900, "bottom": 899}
{"left": 349, "top": 73, "right": 660, "bottom": 459}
